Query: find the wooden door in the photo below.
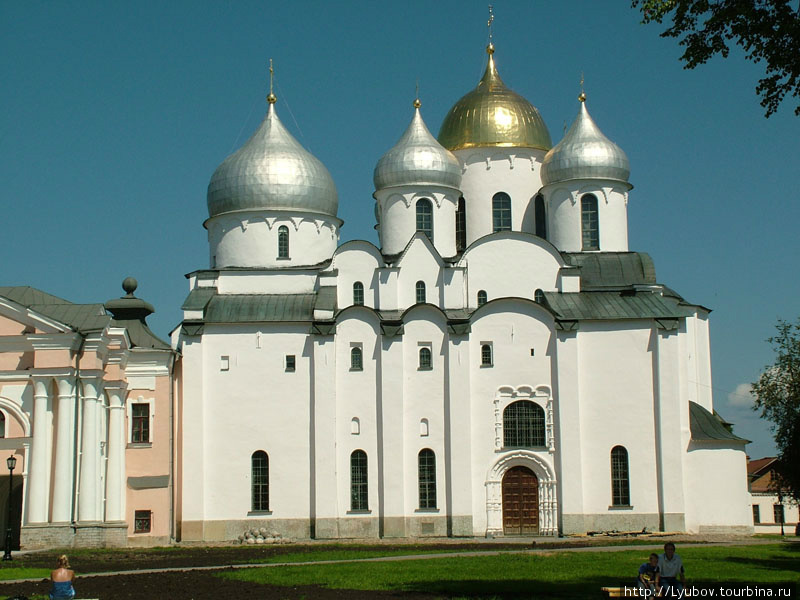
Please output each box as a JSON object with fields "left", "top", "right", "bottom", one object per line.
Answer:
{"left": 502, "top": 466, "right": 539, "bottom": 535}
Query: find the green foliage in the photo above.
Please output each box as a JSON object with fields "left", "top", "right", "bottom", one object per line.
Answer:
{"left": 0, "top": 567, "right": 50, "bottom": 581}
{"left": 219, "top": 544, "right": 800, "bottom": 597}
{"left": 752, "top": 319, "right": 800, "bottom": 501}
{"left": 632, "top": 0, "right": 800, "bottom": 117}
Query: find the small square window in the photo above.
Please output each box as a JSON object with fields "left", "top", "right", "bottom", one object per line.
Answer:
{"left": 285, "top": 355, "right": 296, "bottom": 372}
{"left": 220, "top": 355, "right": 230, "bottom": 371}
{"left": 134, "top": 510, "right": 151, "bottom": 533}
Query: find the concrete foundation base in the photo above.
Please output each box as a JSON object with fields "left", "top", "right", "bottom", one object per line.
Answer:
{"left": 21, "top": 521, "right": 128, "bottom": 549}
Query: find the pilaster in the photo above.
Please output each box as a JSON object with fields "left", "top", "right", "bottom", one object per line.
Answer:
{"left": 78, "top": 373, "right": 104, "bottom": 523}
{"left": 27, "top": 375, "right": 51, "bottom": 523}
{"left": 104, "top": 381, "right": 128, "bottom": 522}
{"left": 52, "top": 376, "right": 76, "bottom": 523}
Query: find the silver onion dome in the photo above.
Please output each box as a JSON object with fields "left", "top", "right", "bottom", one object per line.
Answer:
{"left": 374, "top": 100, "right": 462, "bottom": 191}
{"left": 540, "top": 97, "right": 630, "bottom": 186}
{"left": 207, "top": 101, "right": 338, "bottom": 219}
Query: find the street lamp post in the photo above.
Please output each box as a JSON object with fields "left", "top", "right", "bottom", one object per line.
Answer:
{"left": 2, "top": 455, "right": 16, "bottom": 561}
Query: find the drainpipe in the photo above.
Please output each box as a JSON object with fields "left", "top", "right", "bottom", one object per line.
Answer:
{"left": 71, "top": 334, "right": 86, "bottom": 532}
{"left": 168, "top": 351, "right": 176, "bottom": 543}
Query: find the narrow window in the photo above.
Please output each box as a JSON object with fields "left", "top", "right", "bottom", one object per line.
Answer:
{"left": 419, "top": 418, "right": 429, "bottom": 437}
{"left": 535, "top": 194, "right": 547, "bottom": 239}
{"left": 251, "top": 450, "right": 269, "bottom": 511}
{"left": 351, "top": 417, "right": 360, "bottom": 435}
{"left": 350, "top": 347, "right": 363, "bottom": 371}
{"left": 492, "top": 192, "right": 512, "bottom": 232}
{"left": 455, "top": 196, "right": 467, "bottom": 251}
{"left": 419, "top": 347, "right": 432, "bottom": 370}
{"left": 611, "top": 446, "right": 630, "bottom": 506}
{"left": 752, "top": 505, "right": 760, "bottom": 524}
{"left": 350, "top": 450, "right": 368, "bottom": 510}
{"left": 477, "top": 290, "right": 488, "bottom": 306}
{"left": 416, "top": 198, "right": 433, "bottom": 242}
{"left": 353, "top": 281, "right": 364, "bottom": 306}
{"left": 415, "top": 281, "right": 426, "bottom": 304}
{"left": 418, "top": 449, "right": 437, "bottom": 509}
{"left": 503, "top": 400, "right": 546, "bottom": 447}
{"left": 480, "top": 344, "right": 493, "bottom": 367}
{"left": 285, "top": 355, "right": 296, "bottom": 372}
{"left": 534, "top": 289, "right": 545, "bottom": 304}
{"left": 278, "top": 225, "right": 290, "bottom": 258}
{"left": 581, "top": 194, "right": 599, "bottom": 251}
{"left": 773, "top": 504, "right": 784, "bottom": 524}
{"left": 131, "top": 403, "right": 150, "bottom": 444}
{"left": 0, "top": 412, "right": 5, "bottom": 438}
{"left": 134, "top": 510, "right": 152, "bottom": 533}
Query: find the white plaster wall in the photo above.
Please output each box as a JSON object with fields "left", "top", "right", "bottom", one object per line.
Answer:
{"left": 194, "top": 324, "right": 312, "bottom": 521}
{"left": 217, "top": 271, "right": 317, "bottom": 295}
{"left": 395, "top": 239, "right": 444, "bottom": 309}
{"left": 402, "top": 311, "right": 448, "bottom": 515}
{"left": 176, "top": 336, "right": 205, "bottom": 523}
{"left": 334, "top": 316, "right": 381, "bottom": 516}
{"left": 376, "top": 187, "right": 459, "bottom": 257}
{"left": 331, "top": 242, "right": 383, "bottom": 309}
{"left": 685, "top": 445, "right": 752, "bottom": 532}
{"left": 576, "top": 322, "right": 660, "bottom": 515}
{"left": 454, "top": 148, "right": 546, "bottom": 245}
{"left": 543, "top": 182, "right": 629, "bottom": 252}
{"left": 207, "top": 211, "right": 340, "bottom": 268}
{"left": 467, "top": 301, "right": 555, "bottom": 534}
{"left": 751, "top": 494, "right": 799, "bottom": 530}
{"left": 460, "top": 234, "right": 562, "bottom": 308}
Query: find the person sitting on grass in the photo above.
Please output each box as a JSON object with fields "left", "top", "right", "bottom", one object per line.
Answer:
{"left": 49, "top": 554, "right": 76, "bottom": 600}
{"left": 637, "top": 552, "right": 660, "bottom": 594}
{"left": 656, "top": 542, "right": 686, "bottom": 597}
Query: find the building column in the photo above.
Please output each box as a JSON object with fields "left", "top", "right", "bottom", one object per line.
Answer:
{"left": 78, "top": 375, "right": 103, "bottom": 523}
{"left": 104, "top": 382, "right": 127, "bottom": 522}
{"left": 51, "top": 377, "right": 76, "bottom": 523}
{"left": 27, "top": 376, "right": 51, "bottom": 524}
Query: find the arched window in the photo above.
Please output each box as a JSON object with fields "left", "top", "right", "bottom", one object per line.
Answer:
{"left": 419, "top": 418, "right": 429, "bottom": 437}
{"left": 535, "top": 194, "right": 547, "bottom": 239}
{"left": 418, "top": 449, "right": 437, "bottom": 509}
{"left": 534, "top": 289, "right": 545, "bottom": 304}
{"left": 581, "top": 194, "right": 599, "bottom": 251}
{"left": 611, "top": 446, "right": 630, "bottom": 506}
{"left": 350, "top": 450, "right": 368, "bottom": 510}
{"left": 416, "top": 198, "right": 433, "bottom": 241}
{"left": 353, "top": 281, "right": 364, "bottom": 306}
{"left": 278, "top": 225, "right": 290, "bottom": 258}
{"left": 415, "top": 281, "right": 426, "bottom": 304}
{"left": 492, "top": 192, "right": 512, "bottom": 232}
{"left": 419, "top": 347, "right": 432, "bottom": 370}
{"left": 503, "top": 400, "right": 546, "bottom": 447}
{"left": 350, "top": 347, "right": 363, "bottom": 371}
{"left": 455, "top": 197, "right": 467, "bottom": 251}
{"left": 251, "top": 451, "right": 269, "bottom": 511}
{"left": 350, "top": 417, "right": 360, "bottom": 435}
{"left": 480, "top": 344, "right": 493, "bottom": 366}
{"left": 477, "top": 290, "right": 488, "bottom": 307}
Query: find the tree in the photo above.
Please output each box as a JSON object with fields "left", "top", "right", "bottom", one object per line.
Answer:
{"left": 632, "top": 0, "right": 800, "bottom": 117}
{"left": 751, "top": 319, "right": 800, "bottom": 502}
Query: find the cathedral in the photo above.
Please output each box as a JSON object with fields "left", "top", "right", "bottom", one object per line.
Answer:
{"left": 0, "top": 41, "right": 753, "bottom": 548}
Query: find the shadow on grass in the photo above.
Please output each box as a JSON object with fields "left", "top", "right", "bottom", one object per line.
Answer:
{"left": 398, "top": 576, "right": 632, "bottom": 599}
{"left": 727, "top": 551, "right": 800, "bottom": 572}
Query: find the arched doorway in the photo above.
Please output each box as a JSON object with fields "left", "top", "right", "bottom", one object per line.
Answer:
{"left": 502, "top": 466, "right": 539, "bottom": 535}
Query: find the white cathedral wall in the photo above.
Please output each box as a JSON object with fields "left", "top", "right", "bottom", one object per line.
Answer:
{"left": 206, "top": 211, "right": 340, "bottom": 268}
{"left": 454, "top": 148, "right": 546, "bottom": 245}
{"left": 467, "top": 302, "right": 555, "bottom": 535}
{"left": 216, "top": 270, "right": 317, "bottom": 295}
{"left": 460, "top": 234, "right": 562, "bottom": 307}
{"left": 571, "top": 322, "right": 661, "bottom": 532}
{"left": 331, "top": 242, "right": 383, "bottom": 309}
{"left": 396, "top": 239, "right": 445, "bottom": 308}
{"left": 684, "top": 445, "right": 753, "bottom": 533}
{"left": 376, "top": 188, "right": 459, "bottom": 257}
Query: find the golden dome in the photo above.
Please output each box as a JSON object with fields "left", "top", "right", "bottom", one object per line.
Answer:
{"left": 438, "top": 47, "right": 552, "bottom": 152}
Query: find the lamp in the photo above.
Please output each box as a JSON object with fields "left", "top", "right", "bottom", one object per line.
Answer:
{"left": 2, "top": 455, "right": 16, "bottom": 561}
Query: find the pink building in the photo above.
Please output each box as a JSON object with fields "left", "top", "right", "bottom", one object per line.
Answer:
{"left": 0, "top": 280, "right": 174, "bottom": 548}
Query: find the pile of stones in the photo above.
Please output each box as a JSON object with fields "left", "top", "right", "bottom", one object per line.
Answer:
{"left": 238, "top": 527, "right": 290, "bottom": 544}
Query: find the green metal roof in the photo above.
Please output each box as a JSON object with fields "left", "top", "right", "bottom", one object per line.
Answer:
{"left": 544, "top": 291, "right": 694, "bottom": 321}
{"left": 315, "top": 286, "right": 337, "bottom": 312}
{"left": 689, "top": 401, "right": 749, "bottom": 443}
{"left": 203, "top": 294, "right": 317, "bottom": 323}
{"left": 181, "top": 287, "right": 216, "bottom": 311}
{"left": 0, "top": 286, "right": 110, "bottom": 333}
{"left": 561, "top": 252, "right": 657, "bottom": 288}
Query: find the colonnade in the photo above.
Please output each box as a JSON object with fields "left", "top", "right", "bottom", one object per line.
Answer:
{"left": 24, "top": 371, "right": 128, "bottom": 526}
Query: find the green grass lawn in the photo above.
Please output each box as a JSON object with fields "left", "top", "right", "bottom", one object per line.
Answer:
{"left": 220, "top": 543, "right": 800, "bottom": 598}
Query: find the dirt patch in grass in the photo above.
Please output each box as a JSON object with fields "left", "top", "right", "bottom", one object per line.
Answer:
{"left": 0, "top": 568, "right": 438, "bottom": 600}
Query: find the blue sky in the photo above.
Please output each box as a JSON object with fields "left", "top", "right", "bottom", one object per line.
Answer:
{"left": 2, "top": 1, "right": 797, "bottom": 458}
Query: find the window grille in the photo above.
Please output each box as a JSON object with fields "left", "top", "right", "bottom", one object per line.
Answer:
{"left": 581, "top": 194, "right": 599, "bottom": 250}
{"left": 492, "top": 192, "right": 512, "bottom": 232}
{"left": 350, "top": 347, "right": 363, "bottom": 371}
{"left": 611, "top": 446, "right": 630, "bottom": 506}
{"left": 353, "top": 281, "right": 364, "bottom": 306}
{"left": 503, "top": 401, "right": 545, "bottom": 447}
{"left": 134, "top": 510, "right": 151, "bottom": 533}
{"left": 416, "top": 199, "right": 433, "bottom": 241}
{"left": 481, "top": 344, "right": 492, "bottom": 366}
{"left": 419, "top": 347, "right": 432, "bottom": 370}
{"left": 131, "top": 403, "right": 149, "bottom": 443}
{"left": 416, "top": 281, "right": 426, "bottom": 304}
{"left": 418, "top": 449, "right": 437, "bottom": 509}
{"left": 278, "top": 225, "right": 289, "bottom": 258}
{"left": 350, "top": 450, "right": 368, "bottom": 510}
{"left": 251, "top": 451, "right": 269, "bottom": 511}
{"left": 477, "top": 290, "right": 487, "bottom": 306}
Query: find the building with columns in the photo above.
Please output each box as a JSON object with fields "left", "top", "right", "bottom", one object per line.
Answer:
{"left": 0, "top": 281, "right": 173, "bottom": 548}
{"left": 171, "top": 42, "right": 753, "bottom": 541}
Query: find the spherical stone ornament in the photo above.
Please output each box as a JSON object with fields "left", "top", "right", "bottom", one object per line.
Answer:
{"left": 122, "top": 277, "right": 138, "bottom": 296}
